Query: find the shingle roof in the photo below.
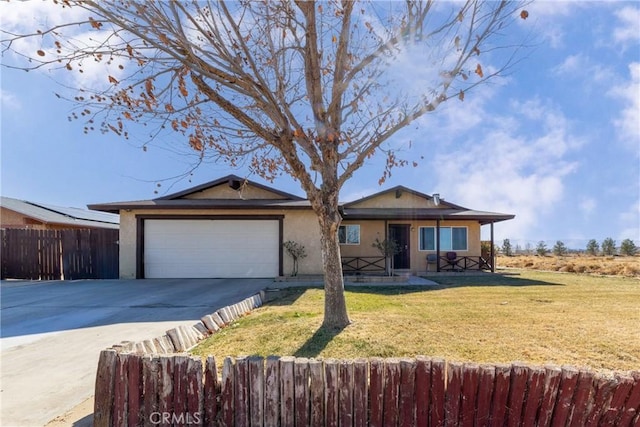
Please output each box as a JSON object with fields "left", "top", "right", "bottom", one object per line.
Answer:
{"left": 1, "top": 197, "right": 120, "bottom": 229}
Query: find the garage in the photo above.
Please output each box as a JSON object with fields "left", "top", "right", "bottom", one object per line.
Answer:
{"left": 143, "top": 218, "right": 280, "bottom": 278}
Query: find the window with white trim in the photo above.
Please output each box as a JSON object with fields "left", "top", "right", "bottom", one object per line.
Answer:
{"left": 338, "top": 224, "right": 360, "bottom": 245}
{"left": 419, "top": 226, "right": 468, "bottom": 251}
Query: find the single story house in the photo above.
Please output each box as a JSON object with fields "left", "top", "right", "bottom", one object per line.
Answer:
{"left": 1, "top": 196, "right": 119, "bottom": 230}
{"left": 89, "top": 175, "right": 514, "bottom": 279}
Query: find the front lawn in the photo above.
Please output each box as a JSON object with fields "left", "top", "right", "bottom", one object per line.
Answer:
{"left": 190, "top": 270, "right": 640, "bottom": 373}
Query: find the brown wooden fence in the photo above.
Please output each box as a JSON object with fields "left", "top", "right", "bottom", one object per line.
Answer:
{"left": 1, "top": 228, "right": 119, "bottom": 280}
{"left": 94, "top": 352, "right": 640, "bottom": 427}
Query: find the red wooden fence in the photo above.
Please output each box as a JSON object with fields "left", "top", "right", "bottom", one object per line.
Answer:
{"left": 1, "top": 228, "right": 118, "bottom": 280}
{"left": 94, "top": 352, "right": 640, "bottom": 426}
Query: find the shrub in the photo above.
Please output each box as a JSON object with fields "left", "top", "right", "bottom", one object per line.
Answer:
{"left": 372, "top": 237, "right": 401, "bottom": 276}
{"left": 574, "top": 265, "right": 587, "bottom": 273}
{"left": 283, "top": 241, "right": 307, "bottom": 276}
{"left": 623, "top": 264, "right": 640, "bottom": 276}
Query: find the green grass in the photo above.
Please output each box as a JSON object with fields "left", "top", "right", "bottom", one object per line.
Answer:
{"left": 190, "top": 270, "right": 640, "bottom": 373}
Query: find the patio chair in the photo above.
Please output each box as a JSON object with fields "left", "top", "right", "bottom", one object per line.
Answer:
{"left": 426, "top": 254, "right": 438, "bottom": 271}
{"left": 445, "top": 252, "right": 459, "bottom": 270}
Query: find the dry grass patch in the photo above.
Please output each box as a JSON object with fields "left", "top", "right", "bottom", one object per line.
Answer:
{"left": 497, "top": 254, "right": 640, "bottom": 277}
{"left": 191, "top": 270, "right": 640, "bottom": 374}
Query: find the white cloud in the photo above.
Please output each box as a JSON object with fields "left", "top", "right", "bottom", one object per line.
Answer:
{"left": 613, "top": 6, "right": 640, "bottom": 46}
{"left": 428, "top": 97, "right": 580, "bottom": 241}
{"left": 526, "top": 2, "right": 576, "bottom": 18}
{"left": 0, "top": 89, "right": 21, "bottom": 110}
{"left": 608, "top": 62, "right": 640, "bottom": 153}
{"left": 0, "top": 1, "right": 89, "bottom": 60}
{"left": 553, "top": 54, "right": 615, "bottom": 84}
{"left": 1, "top": 1, "right": 127, "bottom": 92}
{"left": 523, "top": 1, "right": 589, "bottom": 49}
{"left": 579, "top": 197, "right": 596, "bottom": 218}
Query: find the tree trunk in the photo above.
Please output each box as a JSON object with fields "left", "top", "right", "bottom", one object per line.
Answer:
{"left": 316, "top": 203, "right": 350, "bottom": 330}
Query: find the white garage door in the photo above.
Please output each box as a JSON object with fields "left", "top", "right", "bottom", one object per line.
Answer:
{"left": 144, "top": 219, "right": 280, "bottom": 278}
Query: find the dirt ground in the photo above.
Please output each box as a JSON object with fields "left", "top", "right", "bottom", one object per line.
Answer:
{"left": 45, "top": 397, "right": 93, "bottom": 427}
{"left": 496, "top": 254, "right": 639, "bottom": 277}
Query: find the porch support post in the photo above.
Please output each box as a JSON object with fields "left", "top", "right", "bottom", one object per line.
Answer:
{"left": 490, "top": 221, "right": 495, "bottom": 273}
{"left": 384, "top": 220, "right": 389, "bottom": 276}
{"left": 436, "top": 218, "right": 441, "bottom": 272}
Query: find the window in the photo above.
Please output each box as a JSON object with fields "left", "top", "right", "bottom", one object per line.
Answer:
{"left": 419, "top": 226, "right": 467, "bottom": 251}
{"left": 338, "top": 224, "right": 360, "bottom": 245}
{"left": 419, "top": 227, "right": 435, "bottom": 250}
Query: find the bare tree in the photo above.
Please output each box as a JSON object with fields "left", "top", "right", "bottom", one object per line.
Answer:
{"left": 2, "top": 0, "right": 529, "bottom": 329}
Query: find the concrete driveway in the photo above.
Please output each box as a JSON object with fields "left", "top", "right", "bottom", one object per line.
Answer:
{"left": 0, "top": 278, "right": 272, "bottom": 426}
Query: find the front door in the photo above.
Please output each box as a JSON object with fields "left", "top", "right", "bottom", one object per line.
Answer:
{"left": 389, "top": 224, "right": 410, "bottom": 270}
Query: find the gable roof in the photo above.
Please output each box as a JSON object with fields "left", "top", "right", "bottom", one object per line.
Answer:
{"left": 1, "top": 196, "right": 120, "bottom": 229}
{"left": 156, "top": 174, "right": 305, "bottom": 201}
{"left": 88, "top": 174, "right": 311, "bottom": 213}
{"left": 341, "top": 185, "right": 514, "bottom": 224}
{"left": 88, "top": 175, "right": 514, "bottom": 224}
{"left": 343, "top": 185, "right": 467, "bottom": 210}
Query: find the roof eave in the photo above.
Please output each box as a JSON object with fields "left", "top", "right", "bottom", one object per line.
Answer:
{"left": 341, "top": 210, "right": 515, "bottom": 223}
{"left": 88, "top": 201, "right": 314, "bottom": 213}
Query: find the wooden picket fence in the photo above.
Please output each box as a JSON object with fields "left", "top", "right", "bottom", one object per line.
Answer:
{"left": 94, "top": 352, "right": 640, "bottom": 426}
{"left": 0, "top": 228, "right": 118, "bottom": 280}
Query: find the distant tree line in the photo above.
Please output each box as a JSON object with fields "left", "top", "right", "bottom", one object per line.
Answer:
{"left": 500, "top": 238, "right": 638, "bottom": 257}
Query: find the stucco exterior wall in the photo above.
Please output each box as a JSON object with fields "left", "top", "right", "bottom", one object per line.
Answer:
{"left": 120, "top": 208, "right": 486, "bottom": 278}
{"left": 347, "top": 191, "right": 444, "bottom": 209}
{"left": 118, "top": 208, "right": 324, "bottom": 279}
{"left": 338, "top": 220, "right": 386, "bottom": 258}
{"left": 184, "top": 185, "right": 289, "bottom": 200}
{"left": 281, "top": 210, "right": 323, "bottom": 276}
{"left": 119, "top": 210, "right": 138, "bottom": 279}
{"left": 0, "top": 207, "right": 36, "bottom": 228}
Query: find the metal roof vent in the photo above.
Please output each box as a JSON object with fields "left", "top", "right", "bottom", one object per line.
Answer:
{"left": 228, "top": 179, "right": 242, "bottom": 190}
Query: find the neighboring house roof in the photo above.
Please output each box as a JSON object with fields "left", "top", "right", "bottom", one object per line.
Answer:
{"left": 89, "top": 175, "right": 514, "bottom": 224}
{"left": 1, "top": 196, "right": 120, "bottom": 229}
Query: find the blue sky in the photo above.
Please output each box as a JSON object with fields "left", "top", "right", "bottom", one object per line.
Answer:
{"left": 1, "top": 1, "right": 639, "bottom": 250}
